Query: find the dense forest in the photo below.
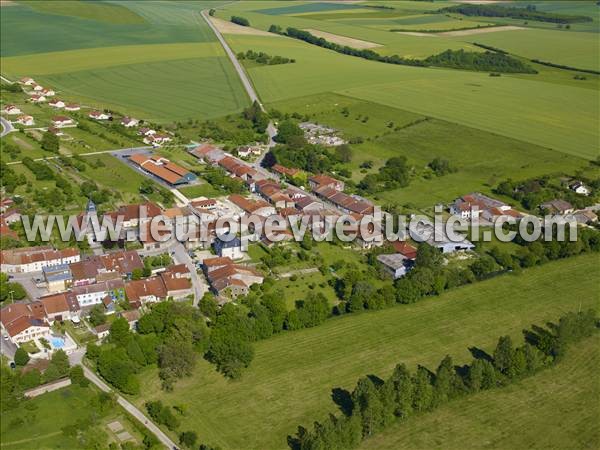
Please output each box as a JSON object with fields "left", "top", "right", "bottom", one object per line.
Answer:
{"left": 425, "top": 49, "right": 537, "bottom": 74}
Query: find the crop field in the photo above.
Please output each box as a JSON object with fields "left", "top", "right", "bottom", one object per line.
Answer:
{"left": 450, "top": 28, "right": 600, "bottom": 71}
{"left": 335, "top": 13, "right": 496, "bottom": 32}
{"left": 214, "top": 7, "right": 474, "bottom": 58}
{"left": 0, "top": 1, "right": 249, "bottom": 121}
{"left": 219, "top": 31, "right": 598, "bottom": 160}
{"left": 360, "top": 334, "right": 600, "bottom": 450}
{"left": 132, "top": 254, "right": 600, "bottom": 449}
{"left": 255, "top": 2, "right": 365, "bottom": 16}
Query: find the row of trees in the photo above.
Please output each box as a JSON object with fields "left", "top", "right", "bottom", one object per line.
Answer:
{"left": 230, "top": 16, "right": 249, "bottom": 26}
{"left": 440, "top": 4, "right": 593, "bottom": 24}
{"left": 276, "top": 27, "right": 426, "bottom": 68}
{"left": 289, "top": 309, "right": 599, "bottom": 449}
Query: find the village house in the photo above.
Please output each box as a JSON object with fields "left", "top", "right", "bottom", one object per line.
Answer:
{"left": 52, "top": 115, "right": 74, "bottom": 128}
{"left": 41, "top": 88, "right": 55, "bottom": 97}
{"left": 138, "top": 127, "right": 156, "bottom": 137}
{"left": 189, "top": 143, "right": 225, "bottom": 164}
{"left": 70, "top": 250, "right": 144, "bottom": 286}
{"left": 450, "top": 193, "right": 521, "bottom": 221}
{"left": 228, "top": 194, "right": 276, "bottom": 217}
{"left": 43, "top": 263, "right": 73, "bottom": 293}
{"left": 48, "top": 126, "right": 66, "bottom": 136}
{"left": 48, "top": 99, "right": 65, "bottom": 109}
{"left": 569, "top": 181, "right": 590, "bottom": 196}
{"left": 272, "top": 164, "right": 300, "bottom": 178}
{"left": 143, "top": 133, "right": 172, "bottom": 147}
{"left": 411, "top": 219, "right": 475, "bottom": 254}
{"left": 31, "top": 83, "right": 44, "bottom": 92}
{"left": 159, "top": 267, "right": 193, "bottom": 300}
{"left": 16, "top": 115, "right": 34, "bottom": 126}
{"left": 237, "top": 145, "right": 262, "bottom": 158}
{"left": 0, "top": 303, "right": 50, "bottom": 345}
{"left": 35, "top": 292, "right": 80, "bottom": 323}
{"left": 72, "top": 278, "right": 125, "bottom": 308}
{"left": 309, "top": 174, "right": 345, "bottom": 192}
{"left": 3, "top": 105, "right": 21, "bottom": 115}
{"left": 213, "top": 236, "right": 244, "bottom": 260}
{"left": 377, "top": 253, "right": 414, "bottom": 279}
{"left": 19, "top": 77, "right": 36, "bottom": 86}
{"left": 125, "top": 276, "right": 167, "bottom": 307}
{"left": 218, "top": 156, "right": 257, "bottom": 181}
{"left": 105, "top": 201, "right": 162, "bottom": 229}
{"left": 204, "top": 259, "right": 263, "bottom": 298}
{"left": 128, "top": 154, "right": 196, "bottom": 186}
{"left": 540, "top": 199, "right": 574, "bottom": 215}
{"left": 120, "top": 116, "right": 139, "bottom": 128}
{"left": 120, "top": 309, "right": 141, "bottom": 330}
{"left": 29, "top": 94, "right": 46, "bottom": 103}
{"left": 573, "top": 210, "right": 598, "bottom": 225}
{"left": 0, "top": 246, "right": 80, "bottom": 273}
{"left": 89, "top": 110, "right": 111, "bottom": 120}
{"left": 390, "top": 241, "right": 418, "bottom": 260}
{"left": 64, "top": 103, "right": 80, "bottom": 112}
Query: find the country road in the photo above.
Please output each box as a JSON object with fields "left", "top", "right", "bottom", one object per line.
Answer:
{"left": 200, "top": 9, "right": 277, "bottom": 161}
{"left": 82, "top": 365, "right": 178, "bottom": 449}
{"left": 1, "top": 116, "right": 14, "bottom": 138}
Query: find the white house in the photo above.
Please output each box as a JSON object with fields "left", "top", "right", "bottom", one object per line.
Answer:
{"left": 0, "top": 303, "right": 51, "bottom": 346}
{"left": 138, "top": 127, "right": 156, "bottom": 136}
{"left": 569, "top": 181, "right": 590, "bottom": 196}
{"left": 52, "top": 116, "right": 74, "bottom": 128}
{"left": 16, "top": 115, "right": 34, "bottom": 126}
{"left": 3, "top": 105, "right": 22, "bottom": 115}
{"left": 64, "top": 103, "right": 81, "bottom": 112}
{"left": 377, "top": 253, "right": 413, "bottom": 279}
{"left": 72, "top": 279, "right": 124, "bottom": 308}
{"left": 121, "top": 116, "right": 139, "bottom": 127}
{"left": 29, "top": 94, "right": 46, "bottom": 103}
{"left": 19, "top": 77, "right": 36, "bottom": 86}
{"left": 0, "top": 246, "right": 80, "bottom": 273}
{"left": 213, "top": 237, "right": 244, "bottom": 260}
{"left": 31, "top": 84, "right": 44, "bottom": 92}
{"left": 89, "top": 110, "right": 111, "bottom": 120}
{"left": 41, "top": 88, "right": 55, "bottom": 97}
{"left": 49, "top": 99, "right": 65, "bottom": 109}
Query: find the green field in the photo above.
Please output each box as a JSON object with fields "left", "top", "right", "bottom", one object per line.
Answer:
{"left": 132, "top": 254, "right": 600, "bottom": 449}
{"left": 335, "top": 13, "right": 496, "bottom": 32}
{"left": 216, "top": 31, "right": 598, "bottom": 159}
{"left": 256, "top": 2, "right": 365, "bottom": 16}
{"left": 360, "top": 333, "right": 600, "bottom": 450}
{"left": 1, "top": 1, "right": 249, "bottom": 121}
{"left": 0, "top": 384, "right": 144, "bottom": 449}
{"left": 451, "top": 28, "right": 600, "bottom": 72}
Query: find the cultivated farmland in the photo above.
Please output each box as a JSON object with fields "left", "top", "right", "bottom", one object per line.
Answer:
{"left": 0, "top": 1, "right": 250, "bottom": 121}
{"left": 132, "top": 254, "right": 600, "bottom": 449}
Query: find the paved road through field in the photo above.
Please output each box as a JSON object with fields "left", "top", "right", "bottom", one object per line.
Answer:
{"left": 1, "top": 116, "right": 15, "bottom": 138}
{"left": 201, "top": 9, "right": 278, "bottom": 162}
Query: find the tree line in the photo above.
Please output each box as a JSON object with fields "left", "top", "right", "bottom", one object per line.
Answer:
{"left": 269, "top": 26, "right": 536, "bottom": 73}
{"left": 289, "top": 309, "right": 599, "bottom": 449}
{"left": 230, "top": 16, "right": 249, "bottom": 27}
{"left": 439, "top": 4, "right": 593, "bottom": 24}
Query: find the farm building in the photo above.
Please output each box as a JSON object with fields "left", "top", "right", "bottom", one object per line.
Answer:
{"left": 128, "top": 154, "right": 196, "bottom": 186}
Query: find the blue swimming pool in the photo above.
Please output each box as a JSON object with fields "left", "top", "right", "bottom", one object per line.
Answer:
{"left": 50, "top": 337, "right": 65, "bottom": 349}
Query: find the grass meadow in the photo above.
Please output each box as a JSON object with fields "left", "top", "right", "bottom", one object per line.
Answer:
{"left": 131, "top": 254, "right": 600, "bottom": 450}
{"left": 0, "top": 384, "right": 144, "bottom": 449}
{"left": 360, "top": 333, "right": 600, "bottom": 450}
